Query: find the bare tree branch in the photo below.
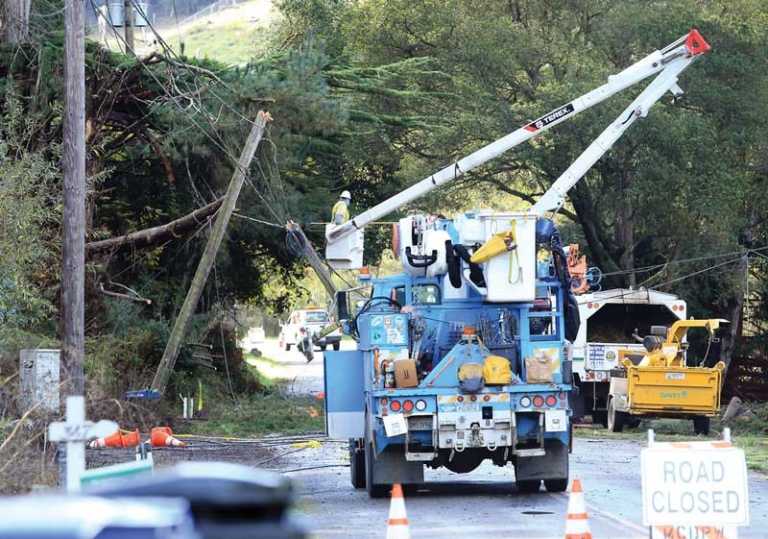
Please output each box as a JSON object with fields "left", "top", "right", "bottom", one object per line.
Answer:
{"left": 86, "top": 197, "right": 224, "bottom": 254}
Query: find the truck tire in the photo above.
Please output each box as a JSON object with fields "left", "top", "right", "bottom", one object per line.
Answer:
{"left": 516, "top": 479, "right": 541, "bottom": 494}
{"left": 544, "top": 478, "right": 568, "bottom": 492}
{"left": 693, "top": 416, "right": 710, "bottom": 436}
{"left": 607, "top": 398, "right": 625, "bottom": 433}
{"left": 365, "top": 443, "right": 389, "bottom": 498}
{"left": 349, "top": 439, "right": 366, "bottom": 489}
{"left": 322, "top": 345, "right": 328, "bottom": 351}
{"left": 285, "top": 343, "right": 291, "bottom": 351}
{"left": 333, "top": 342, "right": 341, "bottom": 351}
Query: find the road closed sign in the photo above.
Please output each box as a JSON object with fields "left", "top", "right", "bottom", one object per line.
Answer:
{"left": 641, "top": 441, "right": 749, "bottom": 529}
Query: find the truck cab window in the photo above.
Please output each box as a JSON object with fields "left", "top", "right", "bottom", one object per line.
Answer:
{"left": 413, "top": 284, "right": 440, "bottom": 305}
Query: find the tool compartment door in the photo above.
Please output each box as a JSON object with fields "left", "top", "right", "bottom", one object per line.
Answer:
{"left": 628, "top": 366, "right": 722, "bottom": 414}
{"left": 324, "top": 350, "right": 365, "bottom": 438}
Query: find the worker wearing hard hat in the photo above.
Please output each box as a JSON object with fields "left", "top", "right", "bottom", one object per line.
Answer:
{"left": 331, "top": 190, "right": 351, "bottom": 225}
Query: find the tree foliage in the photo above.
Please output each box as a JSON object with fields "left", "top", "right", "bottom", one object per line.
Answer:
{"left": 0, "top": 0, "right": 766, "bottom": 386}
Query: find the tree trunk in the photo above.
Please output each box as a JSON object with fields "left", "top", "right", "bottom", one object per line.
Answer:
{"left": 721, "top": 257, "right": 746, "bottom": 371}
{"left": 721, "top": 209, "right": 758, "bottom": 371}
{"left": 569, "top": 183, "right": 622, "bottom": 277}
{"left": 3, "top": 0, "right": 31, "bottom": 44}
{"left": 616, "top": 168, "right": 636, "bottom": 287}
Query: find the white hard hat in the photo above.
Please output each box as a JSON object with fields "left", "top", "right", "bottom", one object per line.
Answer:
{"left": 340, "top": 190, "right": 351, "bottom": 200}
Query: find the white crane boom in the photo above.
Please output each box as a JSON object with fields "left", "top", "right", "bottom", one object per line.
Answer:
{"left": 530, "top": 38, "right": 707, "bottom": 215}
{"left": 327, "top": 29, "right": 710, "bottom": 243}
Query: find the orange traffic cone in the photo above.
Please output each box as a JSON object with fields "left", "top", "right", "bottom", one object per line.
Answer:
{"left": 89, "top": 428, "right": 140, "bottom": 449}
{"left": 564, "top": 479, "right": 592, "bottom": 539}
{"left": 385, "top": 483, "right": 410, "bottom": 539}
{"left": 150, "top": 426, "right": 187, "bottom": 447}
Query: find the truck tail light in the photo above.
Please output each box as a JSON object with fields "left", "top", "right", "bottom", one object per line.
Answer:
{"left": 545, "top": 395, "right": 557, "bottom": 407}
{"left": 403, "top": 400, "right": 414, "bottom": 412}
{"left": 533, "top": 395, "right": 545, "bottom": 408}
{"left": 390, "top": 400, "right": 401, "bottom": 412}
{"left": 519, "top": 396, "right": 531, "bottom": 408}
{"left": 415, "top": 400, "right": 427, "bottom": 411}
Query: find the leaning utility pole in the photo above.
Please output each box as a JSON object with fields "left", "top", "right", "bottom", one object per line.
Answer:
{"left": 62, "top": 0, "right": 86, "bottom": 395}
{"left": 151, "top": 111, "right": 271, "bottom": 393}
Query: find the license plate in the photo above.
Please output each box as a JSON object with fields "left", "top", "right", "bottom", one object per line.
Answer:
{"left": 437, "top": 401, "right": 479, "bottom": 413}
{"left": 545, "top": 410, "right": 567, "bottom": 432}
{"left": 665, "top": 372, "right": 685, "bottom": 381}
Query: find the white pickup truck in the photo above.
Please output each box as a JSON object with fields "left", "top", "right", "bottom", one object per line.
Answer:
{"left": 278, "top": 308, "right": 342, "bottom": 352}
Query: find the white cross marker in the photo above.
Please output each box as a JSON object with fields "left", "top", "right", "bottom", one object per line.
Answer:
{"left": 48, "top": 396, "right": 118, "bottom": 492}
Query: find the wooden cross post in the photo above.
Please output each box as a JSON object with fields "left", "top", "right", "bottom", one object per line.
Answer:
{"left": 48, "top": 396, "right": 118, "bottom": 492}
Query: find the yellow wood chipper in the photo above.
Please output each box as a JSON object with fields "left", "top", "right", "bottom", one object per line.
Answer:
{"left": 607, "top": 319, "right": 727, "bottom": 435}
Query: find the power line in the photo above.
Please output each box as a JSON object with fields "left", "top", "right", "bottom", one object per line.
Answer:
{"left": 600, "top": 245, "right": 768, "bottom": 278}
{"left": 232, "top": 212, "right": 283, "bottom": 228}
{"left": 127, "top": 0, "right": 290, "bottom": 224}
{"left": 578, "top": 256, "right": 746, "bottom": 304}
{"left": 93, "top": 0, "right": 290, "bottom": 227}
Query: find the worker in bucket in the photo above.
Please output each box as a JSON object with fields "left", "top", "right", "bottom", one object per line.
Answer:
{"left": 331, "top": 190, "right": 351, "bottom": 225}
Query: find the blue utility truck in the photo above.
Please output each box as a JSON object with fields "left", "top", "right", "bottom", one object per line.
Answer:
{"left": 326, "top": 215, "right": 576, "bottom": 497}
{"left": 316, "top": 31, "right": 710, "bottom": 497}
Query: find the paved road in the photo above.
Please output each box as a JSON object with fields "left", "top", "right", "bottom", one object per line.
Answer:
{"left": 248, "top": 338, "right": 768, "bottom": 538}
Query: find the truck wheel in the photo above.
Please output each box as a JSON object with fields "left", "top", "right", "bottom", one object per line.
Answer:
{"left": 516, "top": 479, "right": 541, "bottom": 494}
{"left": 285, "top": 343, "right": 291, "bottom": 351}
{"left": 607, "top": 398, "right": 625, "bottom": 433}
{"left": 544, "top": 478, "right": 568, "bottom": 492}
{"left": 333, "top": 342, "right": 341, "bottom": 351}
{"left": 365, "top": 443, "right": 389, "bottom": 498}
{"left": 322, "top": 345, "right": 328, "bottom": 351}
{"left": 349, "top": 439, "right": 366, "bottom": 489}
{"left": 693, "top": 416, "right": 710, "bottom": 436}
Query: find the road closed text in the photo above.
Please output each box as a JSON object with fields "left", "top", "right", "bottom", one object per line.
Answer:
{"left": 641, "top": 446, "right": 749, "bottom": 527}
{"left": 650, "top": 460, "right": 740, "bottom": 514}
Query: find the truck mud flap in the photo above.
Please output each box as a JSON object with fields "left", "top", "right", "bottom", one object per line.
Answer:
{"left": 515, "top": 440, "right": 568, "bottom": 482}
{"left": 368, "top": 445, "right": 424, "bottom": 486}
{"left": 324, "top": 350, "right": 365, "bottom": 438}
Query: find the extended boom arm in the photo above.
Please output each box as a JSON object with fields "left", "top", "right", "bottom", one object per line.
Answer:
{"left": 530, "top": 33, "right": 709, "bottom": 214}
{"left": 327, "top": 29, "right": 710, "bottom": 242}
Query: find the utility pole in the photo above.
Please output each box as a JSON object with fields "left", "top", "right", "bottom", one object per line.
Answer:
{"left": 123, "top": 0, "right": 134, "bottom": 53}
{"left": 62, "top": 0, "right": 86, "bottom": 395}
{"left": 151, "top": 111, "right": 271, "bottom": 393}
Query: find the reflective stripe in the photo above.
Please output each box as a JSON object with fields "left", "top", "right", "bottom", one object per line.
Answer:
{"left": 388, "top": 518, "right": 409, "bottom": 525}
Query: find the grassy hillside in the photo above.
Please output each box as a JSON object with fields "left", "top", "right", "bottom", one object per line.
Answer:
{"left": 98, "top": 0, "right": 279, "bottom": 65}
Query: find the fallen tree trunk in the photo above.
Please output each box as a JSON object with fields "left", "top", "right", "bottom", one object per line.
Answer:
{"left": 86, "top": 197, "right": 224, "bottom": 254}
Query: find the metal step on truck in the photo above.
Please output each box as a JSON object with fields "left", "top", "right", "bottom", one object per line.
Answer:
{"left": 314, "top": 30, "right": 710, "bottom": 497}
